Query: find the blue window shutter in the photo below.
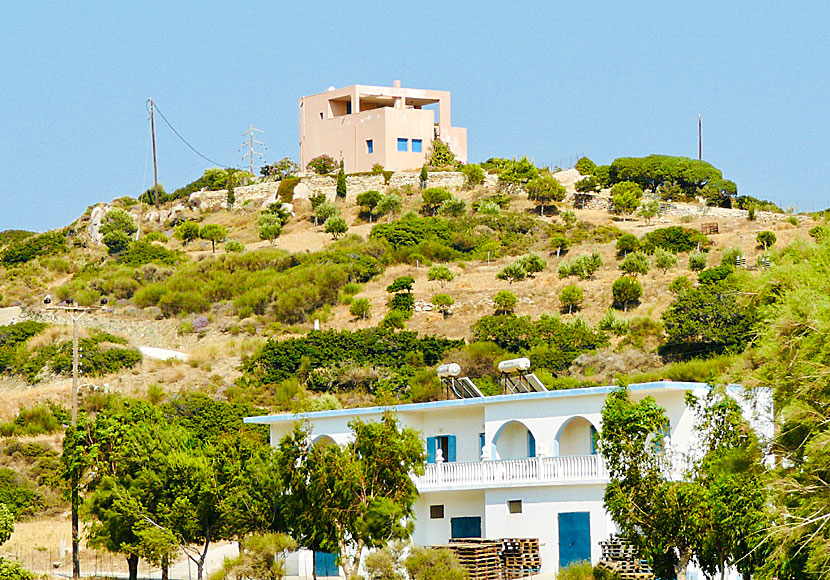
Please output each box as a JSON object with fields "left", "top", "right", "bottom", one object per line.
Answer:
{"left": 427, "top": 437, "right": 436, "bottom": 464}
{"left": 397, "top": 138, "right": 408, "bottom": 152}
{"left": 448, "top": 435, "right": 457, "bottom": 462}
{"left": 412, "top": 139, "right": 423, "bottom": 153}
{"left": 528, "top": 431, "right": 536, "bottom": 458}
{"left": 479, "top": 433, "right": 485, "bottom": 460}
{"left": 366, "top": 139, "right": 373, "bottom": 154}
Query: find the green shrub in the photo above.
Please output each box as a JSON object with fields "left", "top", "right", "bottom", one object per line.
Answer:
{"left": 747, "top": 205, "right": 757, "bottom": 221}
{"left": 757, "top": 230, "right": 777, "bottom": 250}
{"left": 809, "top": 225, "right": 828, "bottom": 241}
{"left": 560, "top": 210, "right": 577, "bottom": 227}
{"left": 612, "top": 276, "right": 643, "bottom": 311}
{"left": 158, "top": 291, "right": 210, "bottom": 316}
{"left": 653, "top": 248, "right": 677, "bottom": 273}
{"left": 427, "top": 265, "right": 454, "bottom": 287}
{"left": 559, "top": 252, "right": 603, "bottom": 280}
{"left": 785, "top": 215, "right": 799, "bottom": 226}
{"left": 426, "top": 140, "right": 457, "bottom": 168}
{"left": 258, "top": 213, "right": 283, "bottom": 244}
{"left": 493, "top": 291, "right": 518, "bottom": 315}
{"left": 688, "top": 251, "right": 707, "bottom": 271}
{"left": 0, "top": 558, "right": 36, "bottom": 580}
{"left": 559, "top": 285, "right": 584, "bottom": 314}
{"left": 199, "top": 224, "right": 227, "bottom": 253}
{"left": 102, "top": 230, "right": 132, "bottom": 254}
{"left": 421, "top": 188, "right": 453, "bottom": 215}
{"left": 343, "top": 283, "right": 362, "bottom": 296}
{"left": 1, "top": 231, "right": 67, "bottom": 265}
{"left": 555, "top": 560, "right": 594, "bottom": 580}
{"left": 225, "top": 239, "right": 245, "bottom": 253}
{"left": 598, "top": 309, "right": 629, "bottom": 336}
{"left": 496, "top": 262, "right": 527, "bottom": 283}
{"left": 515, "top": 252, "right": 547, "bottom": 276}
{"left": 550, "top": 235, "right": 571, "bottom": 256}
{"left": 669, "top": 275, "right": 693, "bottom": 295}
{"left": 0, "top": 468, "right": 42, "bottom": 517}
{"left": 144, "top": 231, "right": 168, "bottom": 243}
{"left": 118, "top": 241, "right": 181, "bottom": 267}
{"left": 324, "top": 216, "right": 348, "bottom": 239}
{"left": 349, "top": 298, "right": 371, "bottom": 320}
{"left": 404, "top": 547, "right": 468, "bottom": 580}
{"left": 461, "top": 163, "right": 485, "bottom": 187}
{"left": 336, "top": 166, "right": 347, "bottom": 199}
{"left": 610, "top": 181, "right": 643, "bottom": 218}
{"left": 356, "top": 190, "right": 382, "bottom": 220}
{"left": 389, "top": 293, "right": 415, "bottom": 316}
{"left": 615, "top": 233, "right": 640, "bottom": 256}
{"left": 381, "top": 310, "right": 406, "bottom": 329}
{"left": 720, "top": 247, "right": 743, "bottom": 268}
{"left": 174, "top": 221, "right": 201, "bottom": 245}
{"left": 641, "top": 226, "right": 710, "bottom": 254}
{"left": 698, "top": 265, "right": 732, "bottom": 285}
{"left": 619, "top": 251, "right": 650, "bottom": 277}
{"left": 432, "top": 293, "right": 454, "bottom": 316}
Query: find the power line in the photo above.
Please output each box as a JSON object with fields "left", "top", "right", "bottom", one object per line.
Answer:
{"left": 147, "top": 101, "right": 231, "bottom": 168}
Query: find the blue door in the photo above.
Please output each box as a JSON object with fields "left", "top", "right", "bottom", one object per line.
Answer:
{"left": 451, "top": 516, "right": 482, "bottom": 539}
{"left": 314, "top": 551, "right": 338, "bottom": 577}
{"left": 558, "top": 512, "right": 591, "bottom": 568}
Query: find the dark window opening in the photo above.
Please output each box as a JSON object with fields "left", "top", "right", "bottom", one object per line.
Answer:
{"left": 508, "top": 500, "right": 522, "bottom": 514}
{"left": 430, "top": 505, "right": 445, "bottom": 519}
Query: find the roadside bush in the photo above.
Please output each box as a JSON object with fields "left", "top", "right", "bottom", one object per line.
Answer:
{"left": 405, "top": 547, "right": 468, "bottom": 580}
{"left": 611, "top": 276, "right": 643, "bottom": 311}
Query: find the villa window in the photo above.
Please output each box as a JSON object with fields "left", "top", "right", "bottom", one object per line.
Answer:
{"left": 397, "top": 138, "right": 409, "bottom": 152}
{"left": 427, "top": 435, "right": 456, "bottom": 463}
{"left": 508, "top": 500, "right": 523, "bottom": 514}
{"left": 430, "top": 505, "right": 445, "bottom": 519}
{"left": 528, "top": 431, "right": 536, "bottom": 458}
{"left": 346, "top": 102, "right": 352, "bottom": 115}
{"left": 412, "top": 139, "right": 423, "bottom": 153}
{"left": 366, "top": 139, "right": 374, "bottom": 154}
{"left": 590, "top": 426, "right": 598, "bottom": 455}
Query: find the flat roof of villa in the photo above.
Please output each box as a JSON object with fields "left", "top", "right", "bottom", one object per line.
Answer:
{"left": 243, "top": 381, "right": 706, "bottom": 425}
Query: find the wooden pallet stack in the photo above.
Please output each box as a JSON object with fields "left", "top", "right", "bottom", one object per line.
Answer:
{"left": 500, "top": 538, "right": 541, "bottom": 579}
{"left": 596, "top": 536, "right": 653, "bottom": 580}
{"left": 446, "top": 540, "right": 502, "bottom": 580}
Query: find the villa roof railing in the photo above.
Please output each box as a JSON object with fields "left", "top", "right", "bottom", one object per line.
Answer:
{"left": 414, "top": 454, "right": 609, "bottom": 492}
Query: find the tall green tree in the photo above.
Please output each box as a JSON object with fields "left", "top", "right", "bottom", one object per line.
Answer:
{"left": 276, "top": 414, "right": 425, "bottom": 580}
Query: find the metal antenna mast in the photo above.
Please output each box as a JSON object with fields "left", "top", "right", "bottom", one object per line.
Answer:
{"left": 698, "top": 113, "right": 702, "bottom": 161}
{"left": 149, "top": 98, "right": 160, "bottom": 208}
{"left": 241, "top": 125, "right": 265, "bottom": 175}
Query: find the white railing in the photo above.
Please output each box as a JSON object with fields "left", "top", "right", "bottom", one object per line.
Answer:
{"left": 414, "top": 455, "right": 608, "bottom": 490}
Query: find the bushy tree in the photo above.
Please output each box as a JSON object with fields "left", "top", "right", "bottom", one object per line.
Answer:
{"left": 431, "top": 294, "right": 454, "bottom": 316}
{"left": 427, "top": 265, "right": 454, "bottom": 288}
{"left": 349, "top": 298, "right": 371, "bottom": 320}
{"left": 211, "top": 533, "right": 296, "bottom": 580}
{"left": 102, "top": 230, "right": 132, "bottom": 254}
{"left": 611, "top": 181, "right": 643, "bottom": 220}
{"left": 808, "top": 224, "right": 828, "bottom": 241}
{"left": 306, "top": 154, "right": 338, "bottom": 175}
{"left": 324, "top": 216, "right": 348, "bottom": 240}
{"left": 515, "top": 252, "right": 547, "bottom": 277}
{"left": 612, "top": 276, "right": 643, "bottom": 311}
{"left": 654, "top": 248, "right": 677, "bottom": 273}
{"left": 199, "top": 224, "right": 226, "bottom": 253}
{"left": 559, "top": 285, "right": 584, "bottom": 314}
{"left": 575, "top": 176, "right": 601, "bottom": 193}
{"left": 550, "top": 235, "right": 571, "bottom": 257}
{"left": 174, "top": 221, "right": 200, "bottom": 246}
{"left": 477, "top": 200, "right": 501, "bottom": 215}
{"left": 376, "top": 193, "right": 402, "bottom": 223}
{"left": 619, "top": 251, "right": 650, "bottom": 277}
{"left": 0, "top": 503, "right": 13, "bottom": 545}
{"left": 639, "top": 200, "right": 660, "bottom": 225}
{"left": 574, "top": 156, "right": 597, "bottom": 176}
{"left": 356, "top": 190, "right": 382, "bottom": 222}
{"left": 260, "top": 157, "right": 299, "bottom": 179}
{"left": 559, "top": 252, "right": 603, "bottom": 280}
{"left": 421, "top": 188, "right": 452, "bottom": 216}
{"left": 258, "top": 213, "right": 283, "bottom": 244}
{"left": 688, "top": 251, "right": 707, "bottom": 272}
{"left": 101, "top": 209, "right": 137, "bottom": 254}
{"left": 498, "top": 157, "right": 539, "bottom": 186}
{"left": 314, "top": 201, "right": 339, "bottom": 225}
{"left": 756, "top": 230, "right": 776, "bottom": 250}
{"left": 616, "top": 233, "right": 640, "bottom": 256}
{"left": 387, "top": 276, "right": 415, "bottom": 294}
{"left": 460, "top": 163, "right": 485, "bottom": 188}
{"left": 405, "top": 547, "right": 468, "bottom": 580}
{"left": 669, "top": 276, "right": 693, "bottom": 295}
{"left": 525, "top": 174, "right": 566, "bottom": 216}
{"left": 493, "top": 291, "right": 518, "bottom": 315}
{"left": 496, "top": 262, "right": 527, "bottom": 283}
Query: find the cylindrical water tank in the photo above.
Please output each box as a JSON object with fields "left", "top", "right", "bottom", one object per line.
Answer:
{"left": 436, "top": 363, "right": 462, "bottom": 377}
{"left": 497, "top": 357, "right": 531, "bottom": 373}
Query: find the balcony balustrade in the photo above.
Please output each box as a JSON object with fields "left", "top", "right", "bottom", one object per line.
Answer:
{"left": 414, "top": 455, "right": 608, "bottom": 491}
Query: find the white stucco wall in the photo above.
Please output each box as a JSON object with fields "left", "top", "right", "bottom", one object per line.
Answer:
{"left": 413, "top": 490, "right": 485, "bottom": 546}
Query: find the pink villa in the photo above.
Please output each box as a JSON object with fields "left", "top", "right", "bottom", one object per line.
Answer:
{"left": 299, "top": 81, "right": 467, "bottom": 174}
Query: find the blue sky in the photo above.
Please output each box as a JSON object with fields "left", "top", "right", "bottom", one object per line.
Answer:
{"left": 1, "top": 1, "right": 828, "bottom": 232}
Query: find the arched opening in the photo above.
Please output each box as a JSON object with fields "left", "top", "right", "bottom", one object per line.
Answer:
{"left": 493, "top": 420, "right": 536, "bottom": 460}
{"left": 312, "top": 434, "right": 337, "bottom": 448}
{"left": 555, "top": 417, "right": 597, "bottom": 456}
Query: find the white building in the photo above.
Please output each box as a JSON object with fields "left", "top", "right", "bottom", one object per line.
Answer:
{"left": 244, "top": 380, "right": 772, "bottom": 577}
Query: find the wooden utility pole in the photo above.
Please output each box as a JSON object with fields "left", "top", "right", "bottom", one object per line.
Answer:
{"left": 241, "top": 125, "right": 264, "bottom": 175}
{"left": 47, "top": 304, "right": 106, "bottom": 580}
{"left": 150, "top": 98, "right": 160, "bottom": 208}
{"left": 698, "top": 113, "right": 702, "bottom": 161}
